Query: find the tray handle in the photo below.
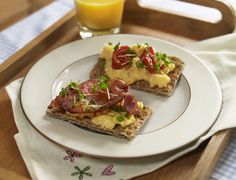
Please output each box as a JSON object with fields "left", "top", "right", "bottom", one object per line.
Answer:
{"left": 123, "top": 0, "right": 235, "bottom": 39}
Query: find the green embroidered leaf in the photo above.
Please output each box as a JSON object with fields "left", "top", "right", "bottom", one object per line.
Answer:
{"left": 83, "top": 172, "right": 92, "bottom": 176}
{"left": 74, "top": 166, "right": 81, "bottom": 172}
{"left": 79, "top": 174, "right": 83, "bottom": 180}
{"left": 72, "top": 165, "right": 92, "bottom": 179}
{"left": 71, "top": 172, "right": 79, "bottom": 176}
{"left": 82, "top": 166, "right": 91, "bottom": 172}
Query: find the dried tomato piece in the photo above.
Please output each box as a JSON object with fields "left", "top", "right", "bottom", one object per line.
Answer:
{"left": 112, "top": 46, "right": 130, "bottom": 69}
{"left": 140, "top": 47, "right": 157, "bottom": 73}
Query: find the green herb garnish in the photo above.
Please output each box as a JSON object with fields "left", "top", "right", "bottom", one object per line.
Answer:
{"left": 99, "top": 81, "right": 108, "bottom": 90}
{"left": 114, "top": 42, "right": 120, "bottom": 50}
{"left": 126, "top": 47, "right": 135, "bottom": 54}
{"left": 60, "top": 87, "right": 68, "bottom": 97}
{"left": 68, "top": 81, "right": 84, "bottom": 100}
{"left": 116, "top": 115, "right": 125, "bottom": 122}
{"left": 156, "top": 52, "right": 172, "bottom": 65}
{"left": 156, "top": 53, "right": 166, "bottom": 60}
{"left": 137, "top": 43, "right": 141, "bottom": 48}
{"left": 92, "top": 84, "right": 97, "bottom": 93}
{"left": 99, "top": 75, "right": 108, "bottom": 82}
{"left": 144, "top": 42, "right": 149, "bottom": 46}
{"left": 136, "top": 61, "right": 145, "bottom": 68}
{"left": 69, "top": 81, "right": 78, "bottom": 89}
{"left": 163, "top": 57, "right": 171, "bottom": 65}
{"left": 108, "top": 42, "right": 113, "bottom": 45}
{"left": 79, "top": 92, "right": 84, "bottom": 100}
{"left": 98, "top": 75, "right": 109, "bottom": 90}
{"left": 155, "top": 63, "right": 160, "bottom": 72}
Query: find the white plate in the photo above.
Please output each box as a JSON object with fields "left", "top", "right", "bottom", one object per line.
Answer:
{"left": 21, "top": 34, "right": 222, "bottom": 158}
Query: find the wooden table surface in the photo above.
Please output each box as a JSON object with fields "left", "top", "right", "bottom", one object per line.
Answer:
{"left": 0, "top": 1, "right": 235, "bottom": 179}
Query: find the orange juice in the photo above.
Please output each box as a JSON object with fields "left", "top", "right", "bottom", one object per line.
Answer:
{"left": 74, "top": 0, "right": 125, "bottom": 30}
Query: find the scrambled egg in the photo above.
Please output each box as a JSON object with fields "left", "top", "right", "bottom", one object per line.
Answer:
{"left": 91, "top": 101, "right": 144, "bottom": 130}
{"left": 91, "top": 113, "right": 135, "bottom": 130}
{"left": 100, "top": 44, "right": 175, "bottom": 88}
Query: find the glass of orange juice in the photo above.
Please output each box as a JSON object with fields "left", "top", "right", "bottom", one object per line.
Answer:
{"left": 74, "top": 0, "right": 125, "bottom": 39}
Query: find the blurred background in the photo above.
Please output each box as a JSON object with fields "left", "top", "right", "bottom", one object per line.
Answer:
{"left": 1, "top": 0, "right": 236, "bottom": 31}
{"left": 0, "top": 0, "right": 235, "bottom": 64}
{"left": 0, "top": 0, "right": 54, "bottom": 30}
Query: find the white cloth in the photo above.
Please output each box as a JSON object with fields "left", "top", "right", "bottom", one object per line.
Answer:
{"left": 6, "top": 32, "right": 236, "bottom": 180}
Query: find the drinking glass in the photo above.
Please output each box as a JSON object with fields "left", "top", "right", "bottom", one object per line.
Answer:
{"left": 74, "top": 0, "right": 125, "bottom": 39}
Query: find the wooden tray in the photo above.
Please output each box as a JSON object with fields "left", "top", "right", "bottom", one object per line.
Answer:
{"left": 0, "top": 0, "right": 235, "bottom": 179}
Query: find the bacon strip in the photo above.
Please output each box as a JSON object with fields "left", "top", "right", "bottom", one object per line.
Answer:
{"left": 97, "top": 95, "right": 124, "bottom": 112}
{"left": 124, "top": 95, "right": 139, "bottom": 115}
{"left": 108, "top": 79, "right": 129, "bottom": 95}
{"left": 50, "top": 78, "right": 140, "bottom": 115}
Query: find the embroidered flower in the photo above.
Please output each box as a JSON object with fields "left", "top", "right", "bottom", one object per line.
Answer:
{"left": 63, "top": 149, "right": 82, "bottom": 162}
{"left": 71, "top": 165, "right": 92, "bottom": 180}
{"left": 101, "top": 164, "right": 116, "bottom": 176}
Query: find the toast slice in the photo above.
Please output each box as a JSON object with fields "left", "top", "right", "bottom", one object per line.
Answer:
{"left": 90, "top": 56, "right": 185, "bottom": 97}
{"left": 46, "top": 78, "right": 152, "bottom": 140}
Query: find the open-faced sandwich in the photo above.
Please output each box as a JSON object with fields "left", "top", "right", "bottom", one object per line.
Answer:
{"left": 90, "top": 43, "right": 185, "bottom": 96}
{"left": 47, "top": 76, "right": 152, "bottom": 140}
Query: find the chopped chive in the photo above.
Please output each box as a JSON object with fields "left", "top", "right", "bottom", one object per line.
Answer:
{"left": 116, "top": 115, "right": 125, "bottom": 122}
{"left": 156, "top": 52, "right": 172, "bottom": 64}
{"left": 136, "top": 61, "right": 145, "bottom": 68}
{"left": 108, "top": 42, "right": 113, "bottom": 45}
{"left": 114, "top": 42, "right": 120, "bottom": 50}
{"left": 144, "top": 42, "right": 149, "bottom": 46}
{"left": 155, "top": 63, "right": 160, "bottom": 72}
{"left": 163, "top": 57, "right": 172, "bottom": 65}
{"left": 126, "top": 47, "right": 135, "bottom": 54}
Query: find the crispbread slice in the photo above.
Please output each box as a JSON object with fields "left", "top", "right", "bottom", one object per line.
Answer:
{"left": 90, "top": 56, "right": 185, "bottom": 96}
{"left": 47, "top": 106, "right": 152, "bottom": 140}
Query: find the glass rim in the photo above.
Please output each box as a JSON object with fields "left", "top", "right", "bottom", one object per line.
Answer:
{"left": 74, "top": 0, "right": 125, "bottom": 5}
